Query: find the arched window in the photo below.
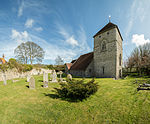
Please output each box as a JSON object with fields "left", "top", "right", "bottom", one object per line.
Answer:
{"left": 101, "top": 41, "right": 106, "bottom": 51}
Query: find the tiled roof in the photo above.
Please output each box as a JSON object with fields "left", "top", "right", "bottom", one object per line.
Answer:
{"left": 70, "top": 52, "right": 93, "bottom": 71}
{"left": 93, "top": 22, "right": 123, "bottom": 40}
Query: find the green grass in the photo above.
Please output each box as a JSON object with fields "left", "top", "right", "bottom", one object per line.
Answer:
{"left": 0, "top": 76, "right": 150, "bottom": 124}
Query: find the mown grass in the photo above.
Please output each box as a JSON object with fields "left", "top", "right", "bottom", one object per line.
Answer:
{"left": 0, "top": 76, "right": 150, "bottom": 124}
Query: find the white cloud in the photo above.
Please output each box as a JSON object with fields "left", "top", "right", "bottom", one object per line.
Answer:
{"left": 126, "top": 0, "right": 149, "bottom": 37}
{"left": 132, "top": 34, "right": 150, "bottom": 46}
{"left": 18, "top": 0, "right": 24, "bottom": 17}
{"left": 34, "top": 27, "right": 43, "bottom": 32}
{"left": 57, "top": 24, "right": 78, "bottom": 46}
{"left": 25, "top": 19, "right": 34, "bottom": 28}
{"left": 54, "top": 23, "right": 91, "bottom": 62}
{"left": 11, "top": 29, "right": 31, "bottom": 43}
{"left": 77, "top": 26, "right": 91, "bottom": 54}
{"left": 29, "top": 34, "right": 77, "bottom": 63}
{"left": 66, "top": 36, "right": 78, "bottom": 46}
{"left": 17, "top": 0, "right": 52, "bottom": 17}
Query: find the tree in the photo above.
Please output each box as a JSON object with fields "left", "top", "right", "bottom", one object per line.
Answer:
{"left": 14, "top": 43, "right": 28, "bottom": 64}
{"left": 125, "top": 43, "right": 150, "bottom": 76}
{"left": 14, "top": 41, "right": 45, "bottom": 64}
{"left": 55, "top": 56, "right": 64, "bottom": 65}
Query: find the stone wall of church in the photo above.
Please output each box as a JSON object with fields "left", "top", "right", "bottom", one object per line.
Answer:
{"left": 93, "top": 28, "right": 117, "bottom": 78}
{"left": 115, "top": 28, "right": 123, "bottom": 79}
{"left": 69, "top": 70, "right": 85, "bottom": 77}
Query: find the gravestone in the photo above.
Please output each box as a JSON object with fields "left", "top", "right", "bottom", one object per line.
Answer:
{"left": 29, "top": 77, "right": 35, "bottom": 89}
{"left": 43, "top": 72, "right": 46, "bottom": 83}
{"left": 58, "top": 71, "right": 63, "bottom": 82}
{"left": 3, "top": 73, "right": 7, "bottom": 85}
{"left": 43, "top": 73, "right": 48, "bottom": 88}
{"left": 67, "top": 74, "right": 72, "bottom": 81}
{"left": 51, "top": 70, "right": 57, "bottom": 82}
{"left": 50, "top": 72, "right": 53, "bottom": 81}
{"left": 27, "top": 75, "right": 31, "bottom": 82}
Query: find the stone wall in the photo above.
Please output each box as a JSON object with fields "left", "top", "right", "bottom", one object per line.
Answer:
{"left": 69, "top": 70, "right": 85, "bottom": 77}
{"left": 0, "top": 68, "right": 52, "bottom": 81}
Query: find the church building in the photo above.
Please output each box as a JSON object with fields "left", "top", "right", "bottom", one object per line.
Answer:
{"left": 66, "top": 21, "right": 123, "bottom": 79}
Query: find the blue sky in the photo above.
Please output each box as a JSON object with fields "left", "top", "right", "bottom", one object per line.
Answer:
{"left": 0, "top": 0, "right": 150, "bottom": 64}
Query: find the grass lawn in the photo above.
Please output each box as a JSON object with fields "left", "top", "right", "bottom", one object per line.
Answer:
{"left": 0, "top": 76, "right": 150, "bottom": 124}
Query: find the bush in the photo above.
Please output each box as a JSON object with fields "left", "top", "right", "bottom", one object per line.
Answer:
{"left": 55, "top": 79, "right": 98, "bottom": 101}
{"left": 22, "top": 64, "right": 33, "bottom": 72}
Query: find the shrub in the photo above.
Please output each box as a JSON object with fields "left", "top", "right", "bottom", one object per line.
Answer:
{"left": 55, "top": 79, "right": 98, "bottom": 101}
{"left": 22, "top": 64, "right": 33, "bottom": 72}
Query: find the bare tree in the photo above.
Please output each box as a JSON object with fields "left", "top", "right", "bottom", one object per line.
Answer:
{"left": 14, "top": 41, "right": 45, "bottom": 64}
{"left": 14, "top": 43, "right": 28, "bottom": 64}
{"left": 55, "top": 56, "right": 64, "bottom": 65}
{"left": 125, "top": 43, "right": 150, "bottom": 75}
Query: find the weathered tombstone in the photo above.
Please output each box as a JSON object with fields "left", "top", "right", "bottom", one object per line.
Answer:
{"left": 43, "top": 73, "right": 48, "bottom": 88}
{"left": 43, "top": 72, "right": 46, "bottom": 83}
{"left": 29, "top": 77, "right": 35, "bottom": 89}
{"left": 49, "top": 71, "right": 52, "bottom": 80}
{"left": 27, "top": 75, "right": 31, "bottom": 82}
{"left": 45, "top": 73, "right": 48, "bottom": 82}
{"left": 51, "top": 70, "right": 58, "bottom": 82}
{"left": 59, "top": 71, "right": 63, "bottom": 82}
{"left": 67, "top": 74, "right": 72, "bottom": 81}
{"left": 3, "top": 73, "right": 7, "bottom": 85}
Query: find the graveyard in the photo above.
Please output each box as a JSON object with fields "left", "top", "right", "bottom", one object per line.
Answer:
{"left": 0, "top": 74, "right": 150, "bottom": 123}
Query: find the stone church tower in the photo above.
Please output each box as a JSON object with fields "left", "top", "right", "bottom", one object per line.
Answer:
{"left": 93, "top": 22, "right": 123, "bottom": 79}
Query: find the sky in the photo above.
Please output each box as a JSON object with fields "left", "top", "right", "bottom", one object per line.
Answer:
{"left": 0, "top": 0, "right": 150, "bottom": 64}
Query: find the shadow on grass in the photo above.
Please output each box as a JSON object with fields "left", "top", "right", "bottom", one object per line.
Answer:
{"left": 41, "top": 84, "right": 44, "bottom": 87}
{"left": 43, "top": 93, "right": 82, "bottom": 102}
{"left": 26, "top": 85, "right": 29, "bottom": 88}
{"left": 43, "top": 93, "right": 59, "bottom": 99}
{"left": 38, "top": 79, "right": 43, "bottom": 82}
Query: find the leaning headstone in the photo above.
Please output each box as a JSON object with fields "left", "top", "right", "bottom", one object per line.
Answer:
{"left": 67, "top": 74, "right": 72, "bottom": 81}
{"left": 27, "top": 75, "right": 31, "bottom": 82}
{"left": 51, "top": 70, "right": 58, "bottom": 82}
{"left": 29, "top": 77, "right": 35, "bottom": 89}
{"left": 43, "top": 73, "right": 48, "bottom": 88}
{"left": 3, "top": 73, "right": 7, "bottom": 85}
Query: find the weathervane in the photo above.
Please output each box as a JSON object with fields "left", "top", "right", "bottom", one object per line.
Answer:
{"left": 109, "top": 15, "right": 111, "bottom": 22}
